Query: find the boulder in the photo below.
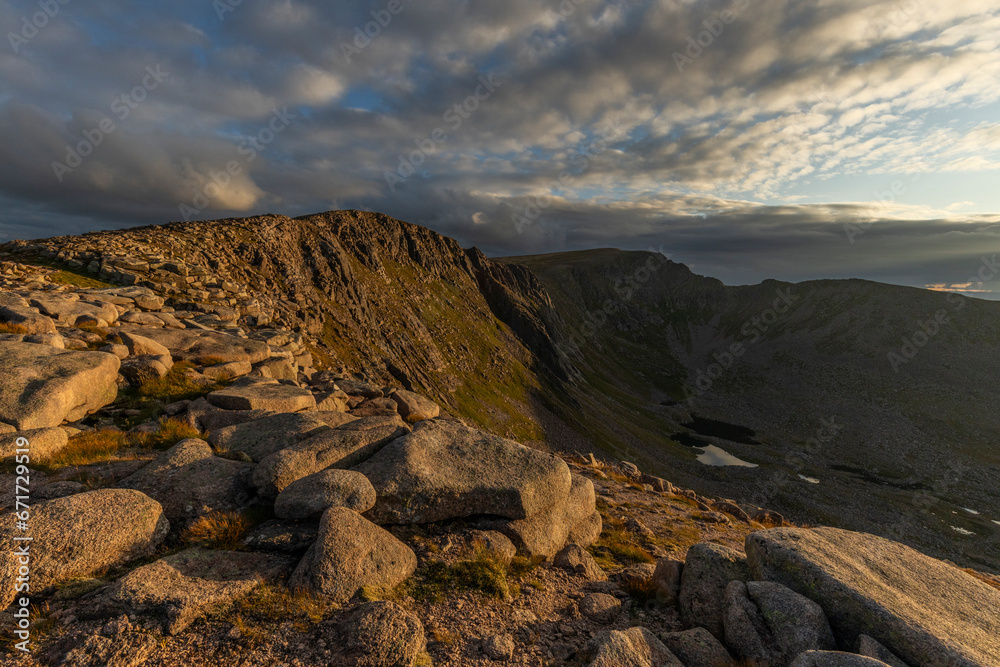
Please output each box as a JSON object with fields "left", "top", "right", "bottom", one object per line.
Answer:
{"left": 652, "top": 558, "right": 683, "bottom": 607}
{"left": 289, "top": 507, "right": 417, "bottom": 603}
{"left": 350, "top": 397, "right": 400, "bottom": 418}
{"left": 660, "top": 628, "right": 734, "bottom": 667}
{"left": 184, "top": 396, "right": 274, "bottom": 432}
{"left": 746, "top": 527, "right": 1000, "bottom": 667}
{"left": 274, "top": 469, "right": 377, "bottom": 519}
{"left": 724, "top": 580, "right": 836, "bottom": 667}
{"left": 0, "top": 343, "right": 120, "bottom": 429}
{"left": 340, "top": 601, "right": 427, "bottom": 667}
{"left": 207, "top": 381, "right": 317, "bottom": 412}
{"left": 579, "top": 593, "right": 622, "bottom": 623}
{"left": 389, "top": 389, "right": 440, "bottom": 422}
{"left": 120, "top": 356, "right": 170, "bottom": 385}
{"left": 584, "top": 627, "right": 684, "bottom": 667}
{"left": 253, "top": 357, "right": 298, "bottom": 381}
{"left": 355, "top": 420, "right": 572, "bottom": 525}
{"left": 101, "top": 548, "right": 293, "bottom": 634}
{"left": 200, "top": 360, "right": 252, "bottom": 379}
{"left": 254, "top": 417, "right": 409, "bottom": 498}
{"left": 489, "top": 473, "right": 599, "bottom": 558}
{"left": 554, "top": 543, "right": 607, "bottom": 581}
{"left": 466, "top": 530, "right": 518, "bottom": 560}
{"left": 315, "top": 389, "right": 350, "bottom": 412}
{"left": 35, "top": 480, "right": 87, "bottom": 500}
{"left": 117, "top": 439, "right": 254, "bottom": 526}
{"left": 679, "top": 542, "right": 750, "bottom": 641}
{"left": 208, "top": 412, "right": 332, "bottom": 462}
{"left": 482, "top": 634, "right": 516, "bottom": 661}
{"left": 789, "top": 653, "right": 893, "bottom": 667}
{"left": 118, "top": 311, "right": 165, "bottom": 327}
{"left": 0, "top": 427, "right": 69, "bottom": 461}
{"left": 0, "top": 489, "right": 169, "bottom": 609}
{"left": 116, "top": 327, "right": 271, "bottom": 364}
{"left": 568, "top": 509, "right": 604, "bottom": 547}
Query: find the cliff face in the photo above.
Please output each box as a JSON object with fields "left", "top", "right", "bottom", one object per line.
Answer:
{"left": 3, "top": 210, "right": 564, "bottom": 442}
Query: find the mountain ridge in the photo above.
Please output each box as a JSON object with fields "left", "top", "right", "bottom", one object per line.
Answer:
{"left": 4, "top": 209, "right": 999, "bottom": 575}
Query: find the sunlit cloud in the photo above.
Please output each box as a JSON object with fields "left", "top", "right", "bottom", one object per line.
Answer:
{"left": 0, "top": 0, "right": 998, "bottom": 295}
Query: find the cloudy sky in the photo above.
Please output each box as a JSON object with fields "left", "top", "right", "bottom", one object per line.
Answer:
{"left": 2, "top": 0, "right": 1000, "bottom": 295}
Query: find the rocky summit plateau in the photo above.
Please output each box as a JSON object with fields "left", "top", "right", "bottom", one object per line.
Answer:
{"left": 0, "top": 210, "right": 997, "bottom": 667}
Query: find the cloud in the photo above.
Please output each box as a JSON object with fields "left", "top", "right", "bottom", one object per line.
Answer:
{"left": 0, "top": 0, "right": 999, "bottom": 295}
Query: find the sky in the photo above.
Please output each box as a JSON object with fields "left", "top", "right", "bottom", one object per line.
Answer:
{"left": 2, "top": 0, "right": 1000, "bottom": 296}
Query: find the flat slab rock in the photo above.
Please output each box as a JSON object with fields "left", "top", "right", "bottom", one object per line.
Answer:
{"left": 254, "top": 416, "right": 410, "bottom": 498}
{"left": 101, "top": 548, "right": 294, "bottom": 635}
{"left": 0, "top": 342, "right": 120, "bottom": 430}
{"left": 207, "top": 380, "right": 317, "bottom": 413}
{"left": 117, "top": 326, "right": 272, "bottom": 364}
{"left": 0, "top": 489, "right": 169, "bottom": 609}
{"left": 747, "top": 526, "right": 1000, "bottom": 667}
{"left": 208, "top": 412, "right": 332, "bottom": 462}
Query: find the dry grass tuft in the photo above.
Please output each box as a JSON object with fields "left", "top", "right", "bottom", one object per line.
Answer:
{"left": 137, "top": 361, "right": 224, "bottom": 401}
{"left": 181, "top": 511, "right": 250, "bottom": 550}
{"left": 620, "top": 574, "right": 658, "bottom": 603}
{"left": 41, "top": 429, "right": 131, "bottom": 468}
{"left": 591, "top": 511, "right": 656, "bottom": 569}
{"left": 141, "top": 419, "right": 202, "bottom": 450}
{"left": 37, "top": 418, "right": 205, "bottom": 469}
{"left": 0, "top": 322, "right": 30, "bottom": 334}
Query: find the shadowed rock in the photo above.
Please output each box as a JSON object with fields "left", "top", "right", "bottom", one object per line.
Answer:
{"left": 789, "top": 653, "right": 893, "bottom": 667}
{"left": 724, "top": 580, "right": 836, "bottom": 667}
{"left": 679, "top": 542, "right": 750, "bottom": 641}
{"left": 660, "top": 628, "right": 734, "bottom": 667}
{"left": 208, "top": 412, "right": 332, "bottom": 461}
